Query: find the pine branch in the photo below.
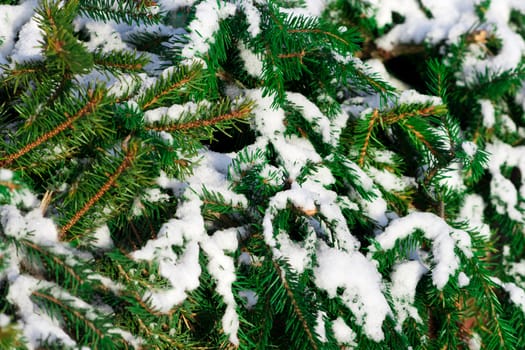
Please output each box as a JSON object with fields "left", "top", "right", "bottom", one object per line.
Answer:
{"left": 358, "top": 109, "right": 380, "bottom": 167}
{"left": 271, "top": 259, "right": 320, "bottom": 350}
{"left": 59, "top": 139, "right": 138, "bottom": 240}
{"left": 138, "top": 64, "right": 205, "bottom": 110}
{"left": 0, "top": 88, "right": 105, "bottom": 168}
{"left": 146, "top": 103, "right": 252, "bottom": 132}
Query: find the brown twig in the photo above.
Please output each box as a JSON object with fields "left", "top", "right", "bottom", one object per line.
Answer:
{"left": 59, "top": 140, "right": 138, "bottom": 240}
{"left": 146, "top": 105, "right": 252, "bottom": 132}
{"left": 141, "top": 72, "right": 198, "bottom": 110}
{"left": 358, "top": 109, "right": 380, "bottom": 167}
{"left": 0, "top": 89, "right": 105, "bottom": 168}
{"left": 272, "top": 260, "right": 319, "bottom": 350}
{"left": 32, "top": 290, "right": 103, "bottom": 338}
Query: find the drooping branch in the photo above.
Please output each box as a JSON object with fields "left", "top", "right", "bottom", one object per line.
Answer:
{"left": 271, "top": 260, "right": 319, "bottom": 350}
{"left": 31, "top": 290, "right": 104, "bottom": 338}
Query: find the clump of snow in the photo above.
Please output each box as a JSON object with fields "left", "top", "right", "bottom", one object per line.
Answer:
{"left": 437, "top": 161, "right": 466, "bottom": 192}
{"left": 91, "top": 225, "right": 114, "bottom": 250}
{"left": 375, "top": 1, "right": 478, "bottom": 49}
{"left": 157, "top": 0, "right": 197, "bottom": 12}
{"left": 286, "top": 92, "right": 351, "bottom": 148}
{"left": 10, "top": 16, "right": 42, "bottom": 63}
{"left": 507, "top": 260, "right": 525, "bottom": 283}
{"left": 0, "top": 313, "right": 10, "bottom": 327}
{"left": 479, "top": 100, "right": 495, "bottom": 128}
{"left": 0, "top": 0, "right": 38, "bottom": 65}
{"left": 374, "top": 1, "right": 525, "bottom": 88}
{"left": 485, "top": 140, "right": 525, "bottom": 223}
{"left": 492, "top": 277, "right": 525, "bottom": 314}
{"left": 7, "top": 275, "right": 77, "bottom": 349}
{"left": 134, "top": 148, "right": 246, "bottom": 343}
{"left": 461, "top": 141, "right": 478, "bottom": 158}
{"left": 0, "top": 169, "right": 13, "bottom": 181}
{"left": 247, "top": 89, "right": 286, "bottom": 139}
{"left": 398, "top": 89, "right": 443, "bottom": 106}
{"left": 367, "top": 166, "right": 416, "bottom": 192}
{"left": 144, "top": 101, "right": 200, "bottom": 124}
{"left": 279, "top": 0, "right": 328, "bottom": 18}
{"left": 82, "top": 21, "right": 128, "bottom": 52}
{"left": 390, "top": 260, "right": 427, "bottom": 326}
{"left": 131, "top": 196, "right": 205, "bottom": 311}
{"left": 372, "top": 212, "right": 472, "bottom": 289}
{"left": 238, "top": 41, "right": 263, "bottom": 77}
{"left": 458, "top": 272, "right": 470, "bottom": 287}
{"left": 315, "top": 311, "right": 327, "bottom": 342}
{"left": 200, "top": 228, "right": 240, "bottom": 345}
{"left": 239, "top": 1, "right": 261, "bottom": 37}
{"left": 332, "top": 317, "right": 357, "bottom": 346}
{"left": 459, "top": 194, "right": 490, "bottom": 240}
{"left": 314, "top": 242, "right": 391, "bottom": 342}
{"left": 238, "top": 290, "right": 258, "bottom": 309}
{"left": 181, "top": 0, "right": 236, "bottom": 61}
{"left": 469, "top": 332, "right": 482, "bottom": 350}
{"left": 0, "top": 206, "right": 58, "bottom": 244}
{"left": 273, "top": 136, "right": 323, "bottom": 180}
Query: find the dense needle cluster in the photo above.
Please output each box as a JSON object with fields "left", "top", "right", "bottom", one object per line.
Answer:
{"left": 1, "top": 0, "right": 525, "bottom": 349}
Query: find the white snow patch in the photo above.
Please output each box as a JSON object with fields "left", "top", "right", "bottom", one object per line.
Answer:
{"left": 315, "top": 311, "right": 327, "bottom": 342}
{"left": 238, "top": 290, "right": 258, "bottom": 309}
{"left": 10, "top": 16, "right": 42, "bottom": 63}
{"left": 181, "top": 0, "right": 236, "bottom": 60}
{"left": 461, "top": 141, "right": 478, "bottom": 158}
{"left": 493, "top": 277, "right": 525, "bottom": 314}
{"left": 92, "top": 225, "right": 114, "bottom": 250}
{"left": 240, "top": 1, "right": 261, "bottom": 37}
{"left": 83, "top": 21, "right": 128, "bottom": 52}
{"left": 314, "top": 243, "right": 391, "bottom": 342}
{"left": 0, "top": 169, "right": 13, "bottom": 181}
{"left": 201, "top": 229, "right": 239, "bottom": 344}
{"left": 157, "top": 0, "right": 197, "bottom": 12}
{"left": 390, "top": 260, "right": 427, "bottom": 326}
{"left": 459, "top": 194, "right": 490, "bottom": 240}
{"left": 0, "top": 0, "right": 38, "bottom": 64}
{"left": 373, "top": 212, "right": 472, "bottom": 289}
{"left": 131, "top": 196, "right": 205, "bottom": 312}
{"left": 0, "top": 206, "right": 58, "bottom": 244}
{"left": 332, "top": 317, "right": 357, "bottom": 346}
{"left": 458, "top": 272, "right": 470, "bottom": 287}
{"left": 286, "top": 92, "right": 337, "bottom": 146}
{"left": 7, "top": 275, "right": 77, "bottom": 349}
{"left": 479, "top": 100, "right": 495, "bottom": 128}
{"left": 367, "top": 166, "right": 416, "bottom": 192}
{"left": 438, "top": 161, "right": 465, "bottom": 192}
{"left": 238, "top": 41, "right": 263, "bottom": 77}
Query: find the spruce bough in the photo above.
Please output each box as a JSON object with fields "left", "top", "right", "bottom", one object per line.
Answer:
{"left": 0, "top": 0, "right": 525, "bottom": 349}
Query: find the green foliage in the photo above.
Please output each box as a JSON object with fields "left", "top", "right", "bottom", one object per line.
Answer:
{"left": 1, "top": 0, "right": 525, "bottom": 349}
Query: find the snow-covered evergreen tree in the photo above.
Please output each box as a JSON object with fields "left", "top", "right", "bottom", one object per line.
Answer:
{"left": 1, "top": 0, "right": 525, "bottom": 349}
